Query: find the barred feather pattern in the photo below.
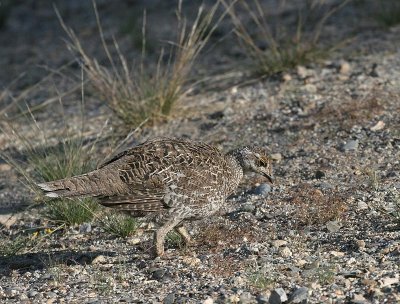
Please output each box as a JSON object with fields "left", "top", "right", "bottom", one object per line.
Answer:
{"left": 37, "top": 137, "right": 273, "bottom": 257}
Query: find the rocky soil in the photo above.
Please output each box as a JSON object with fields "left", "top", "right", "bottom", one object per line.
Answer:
{"left": 0, "top": 1, "right": 400, "bottom": 303}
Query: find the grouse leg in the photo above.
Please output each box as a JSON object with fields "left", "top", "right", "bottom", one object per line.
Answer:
{"left": 175, "top": 225, "right": 192, "bottom": 245}
{"left": 153, "top": 216, "right": 183, "bottom": 257}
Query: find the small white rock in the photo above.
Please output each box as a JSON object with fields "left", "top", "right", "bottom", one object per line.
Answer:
{"left": 279, "top": 246, "right": 292, "bottom": 257}
{"left": 357, "top": 201, "right": 369, "bottom": 210}
{"left": 272, "top": 240, "right": 287, "bottom": 248}
{"left": 326, "top": 221, "right": 342, "bottom": 233}
{"left": 379, "top": 277, "right": 399, "bottom": 287}
{"left": 339, "top": 61, "right": 351, "bottom": 74}
{"left": 127, "top": 238, "right": 141, "bottom": 245}
{"left": 270, "top": 153, "right": 283, "bottom": 162}
{"left": 203, "top": 297, "right": 214, "bottom": 304}
{"left": 370, "top": 120, "right": 385, "bottom": 131}
{"left": 330, "top": 251, "right": 345, "bottom": 257}
{"left": 91, "top": 255, "right": 106, "bottom": 264}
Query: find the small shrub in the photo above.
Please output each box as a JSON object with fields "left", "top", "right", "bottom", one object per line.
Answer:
{"left": 100, "top": 212, "right": 139, "bottom": 238}
{"left": 224, "top": 0, "right": 350, "bottom": 76}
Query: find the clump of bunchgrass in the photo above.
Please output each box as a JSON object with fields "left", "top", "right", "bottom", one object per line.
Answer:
{"left": 57, "top": 0, "right": 224, "bottom": 129}
{"left": 374, "top": 0, "right": 400, "bottom": 27}
{"left": 166, "top": 230, "right": 185, "bottom": 250}
{"left": 0, "top": 99, "right": 102, "bottom": 226}
{"left": 0, "top": 234, "right": 37, "bottom": 257}
{"left": 224, "top": 0, "right": 350, "bottom": 76}
{"left": 246, "top": 260, "right": 277, "bottom": 289}
{"left": 100, "top": 212, "right": 139, "bottom": 238}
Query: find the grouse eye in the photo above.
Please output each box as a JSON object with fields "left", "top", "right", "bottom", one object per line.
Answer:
{"left": 257, "top": 157, "right": 269, "bottom": 167}
{"left": 256, "top": 158, "right": 266, "bottom": 167}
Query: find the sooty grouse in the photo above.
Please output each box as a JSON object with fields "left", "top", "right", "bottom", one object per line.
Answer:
{"left": 38, "top": 138, "right": 273, "bottom": 257}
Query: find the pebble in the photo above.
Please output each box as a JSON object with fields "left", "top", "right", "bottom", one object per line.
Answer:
{"left": 352, "top": 294, "right": 368, "bottom": 304}
{"left": 0, "top": 163, "right": 11, "bottom": 171}
{"left": 356, "top": 240, "right": 366, "bottom": 249}
{"left": 282, "top": 73, "right": 292, "bottom": 82}
{"left": 91, "top": 255, "right": 106, "bottom": 264}
{"left": 342, "top": 140, "right": 358, "bottom": 151}
{"left": 163, "top": 293, "right": 176, "bottom": 304}
{"left": 315, "top": 170, "right": 325, "bottom": 179}
{"left": 256, "top": 293, "right": 269, "bottom": 303}
{"left": 330, "top": 251, "right": 345, "bottom": 257}
{"left": 339, "top": 61, "right": 351, "bottom": 74}
{"left": 251, "top": 183, "right": 271, "bottom": 197}
{"left": 272, "top": 240, "right": 287, "bottom": 248}
{"left": 79, "top": 222, "right": 92, "bottom": 233}
{"left": 229, "top": 294, "right": 240, "bottom": 303}
{"left": 370, "top": 120, "right": 385, "bottom": 131}
{"left": 297, "top": 66, "right": 308, "bottom": 78}
{"left": 288, "top": 287, "right": 308, "bottom": 303}
{"left": 152, "top": 268, "right": 167, "bottom": 281}
{"left": 303, "top": 84, "right": 317, "bottom": 93}
{"left": 379, "top": 277, "right": 399, "bottom": 287}
{"left": 270, "top": 153, "right": 282, "bottom": 162}
{"left": 326, "top": 221, "right": 342, "bottom": 233}
{"left": 279, "top": 246, "right": 292, "bottom": 257}
{"left": 127, "top": 238, "right": 141, "bottom": 245}
{"left": 357, "top": 201, "right": 368, "bottom": 210}
{"left": 241, "top": 204, "right": 256, "bottom": 213}
{"left": 239, "top": 291, "right": 253, "bottom": 303}
{"left": 269, "top": 288, "right": 288, "bottom": 304}
{"left": 4, "top": 288, "right": 17, "bottom": 298}
{"left": 28, "top": 290, "right": 38, "bottom": 298}
{"left": 46, "top": 291, "right": 57, "bottom": 298}
{"left": 203, "top": 297, "right": 214, "bottom": 304}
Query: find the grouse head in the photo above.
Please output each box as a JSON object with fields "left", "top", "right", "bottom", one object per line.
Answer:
{"left": 229, "top": 146, "right": 274, "bottom": 184}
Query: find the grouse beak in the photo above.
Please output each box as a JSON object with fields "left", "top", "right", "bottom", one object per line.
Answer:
{"left": 263, "top": 173, "right": 274, "bottom": 184}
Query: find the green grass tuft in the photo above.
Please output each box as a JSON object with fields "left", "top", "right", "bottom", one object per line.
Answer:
{"left": 375, "top": 0, "right": 400, "bottom": 27}
{"left": 0, "top": 99, "right": 102, "bottom": 226}
{"left": 100, "top": 212, "right": 139, "bottom": 238}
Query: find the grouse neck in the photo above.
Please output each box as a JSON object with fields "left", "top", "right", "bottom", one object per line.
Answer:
{"left": 224, "top": 153, "right": 244, "bottom": 195}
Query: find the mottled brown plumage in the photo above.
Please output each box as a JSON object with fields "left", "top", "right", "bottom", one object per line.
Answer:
{"left": 38, "top": 138, "right": 273, "bottom": 257}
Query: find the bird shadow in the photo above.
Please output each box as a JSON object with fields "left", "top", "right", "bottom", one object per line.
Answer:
{"left": 0, "top": 249, "right": 117, "bottom": 276}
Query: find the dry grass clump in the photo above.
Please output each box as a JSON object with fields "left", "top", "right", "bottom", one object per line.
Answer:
{"left": 58, "top": 0, "right": 223, "bottom": 129}
{"left": 0, "top": 103, "right": 101, "bottom": 226}
{"left": 224, "top": 0, "right": 350, "bottom": 76}
{"left": 207, "top": 255, "right": 244, "bottom": 277}
{"left": 316, "top": 89, "right": 389, "bottom": 129}
{"left": 289, "top": 184, "right": 348, "bottom": 226}
{"left": 196, "top": 220, "right": 258, "bottom": 252}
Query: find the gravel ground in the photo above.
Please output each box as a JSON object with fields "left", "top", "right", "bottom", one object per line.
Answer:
{"left": 0, "top": 1, "right": 400, "bottom": 303}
